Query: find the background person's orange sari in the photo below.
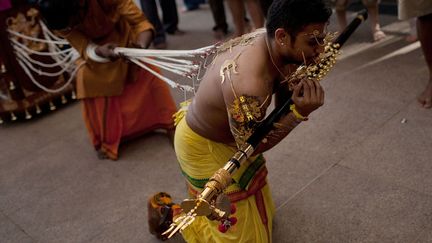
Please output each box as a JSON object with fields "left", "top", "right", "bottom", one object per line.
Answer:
{"left": 57, "top": 0, "right": 177, "bottom": 159}
{"left": 82, "top": 68, "right": 176, "bottom": 160}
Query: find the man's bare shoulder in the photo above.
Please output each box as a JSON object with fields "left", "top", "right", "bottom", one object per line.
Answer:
{"left": 221, "top": 38, "right": 272, "bottom": 99}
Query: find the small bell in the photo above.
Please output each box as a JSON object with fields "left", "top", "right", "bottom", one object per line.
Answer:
{"left": 9, "top": 81, "right": 16, "bottom": 90}
{"left": 36, "top": 104, "right": 42, "bottom": 114}
{"left": 61, "top": 95, "right": 67, "bottom": 104}
{"left": 49, "top": 101, "right": 56, "bottom": 111}
{"left": 0, "top": 117, "right": 3, "bottom": 124}
{"left": 25, "top": 109, "right": 32, "bottom": 119}
{"left": 10, "top": 112, "right": 17, "bottom": 121}
{"left": 71, "top": 90, "right": 76, "bottom": 99}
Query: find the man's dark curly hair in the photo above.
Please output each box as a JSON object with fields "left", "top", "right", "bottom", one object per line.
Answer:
{"left": 266, "top": 0, "right": 332, "bottom": 40}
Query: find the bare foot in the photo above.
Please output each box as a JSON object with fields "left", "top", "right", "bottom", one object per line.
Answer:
{"left": 418, "top": 81, "right": 432, "bottom": 108}
{"left": 213, "top": 29, "right": 229, "bottom": 41}
{"left": 373, "top": 30, "right": 386, "bottom": 42}
{"left": 166, "top": 29, "right": 185, "bottom": 36}
{"left": 405, "top": 34, "right": 418, "bottom": 42}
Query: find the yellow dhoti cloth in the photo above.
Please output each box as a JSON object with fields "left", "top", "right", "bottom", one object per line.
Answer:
{"left": 173, "top": 107, "right": 275, "bottom": 243}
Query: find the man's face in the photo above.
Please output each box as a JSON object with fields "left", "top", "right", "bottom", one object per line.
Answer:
{"left": 288, "top": 23, "right": 328, "bottom": 65}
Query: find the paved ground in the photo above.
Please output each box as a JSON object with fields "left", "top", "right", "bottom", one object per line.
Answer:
{"left": 1, "top": 2, "right": 432, "bottom": 243}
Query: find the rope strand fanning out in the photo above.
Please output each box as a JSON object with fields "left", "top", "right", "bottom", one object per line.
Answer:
{"left": 7, "top": 20, "right": 218, "bottom": 95}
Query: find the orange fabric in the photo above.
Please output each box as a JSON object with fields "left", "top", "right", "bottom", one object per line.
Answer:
{"left": 82, "top": 68, "right": 177, "bottom": 160}
{"left": 59, "top": 0, "right": 154, "bottom": 98}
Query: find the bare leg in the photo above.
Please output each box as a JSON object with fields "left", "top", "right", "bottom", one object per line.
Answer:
{"left": 405, "top": 18, "right": 418, "bottom": 42}
{"left": 417, "top": 13, "right": 432, "bottom": 108}
{"left": 335, "top": 9, "right": 348, "bottom": 32}
{"left": 227, "top": 0, "right": 246, "bottom": 37}
{"left": 364, "top": 1, "right": 386, "bottom": 41}
{"left": 244, "top": 0, "right": 264, "bottom": 31}
{"left": 334, "top": 0, "right": 348, "bottom": 32}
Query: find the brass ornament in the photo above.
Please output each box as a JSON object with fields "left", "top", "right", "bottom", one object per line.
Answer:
{"left": 228, "top": 95, "right": 264, "bottom": 145}
{"left": 10, "top": 112, "right": 17, "bottom": 121}
{"left": 286, "top": 41, "right": 340, "bottom": 90}
{"left": 49, "top": 101, "right": 56, "bottom": 111}
{"left": 25, "top": 109, "right": 32, "bottom": 119}
{"left": 8, "top": 81, "right": 16, "bottom": 90}
{"left": 61, "top": 95, "right": 67, "bottom": 104}
{"left": 36, "top": 104, "right": 42, "bottom": 114}
{"left": 0, "top": 64, "right": 6, "bottom": 73}
{"left": 6, "top": 8, "right": 47, "bottom": 52}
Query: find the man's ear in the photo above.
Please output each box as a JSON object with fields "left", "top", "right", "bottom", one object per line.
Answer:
{"left": 274, "top": 28, "right": 291, "bottom": 47}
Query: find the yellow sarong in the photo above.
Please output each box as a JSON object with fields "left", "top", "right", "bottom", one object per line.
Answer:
{"left": 173, "top": 105, "right": 275, "bottom": 243}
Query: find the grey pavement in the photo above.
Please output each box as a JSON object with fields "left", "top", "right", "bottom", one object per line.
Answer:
{"left": 1, "top": 2, "right": 432, "bottom": 243}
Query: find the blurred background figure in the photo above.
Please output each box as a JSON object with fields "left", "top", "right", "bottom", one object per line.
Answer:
{"left": 334, "top": 0, "right": 386, "bottom": 42}
{"left": 37, "top": 0, "right": 177, "bottom": 160}
{"left": 398, "top": 0, "right": 432, "bottom": 108}
{"left": 209, "top": 0, "right": 229, "bottom": 40}
{"left": 259, "top": 0, "right": 272, "bottom": 18}
{"left": 227, "top": 0, "right": 265, "bottom": 37}
{"left": 182, "top": 0, "right": 205, "bottom": 11}
{"left": 405, "top": 18, "right": 417, "bottom": 42}
{"left": 140, "top": 0, "right": 184, "bottom": 49}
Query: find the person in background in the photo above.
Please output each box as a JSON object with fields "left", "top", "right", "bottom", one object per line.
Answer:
{"left": 140, "top": 0, "right": 184, "bottom": 49}
{"left": 398, "top": 0, "right": 432, "bottom": 108}
{"left": 405, "top": 18, "right": 417, "bottom": 42}
{"left": 334, "top": 0, "right": 386, "bottom": 42}
{"left": 182, "top": 0, "right": 205, "bottom": 11}
{"left": 37, "top": 0, "right": 177, "bottom": 160}
{"left": 227, "top": 0, "right": 265, "bottom": 37}
{"left": 209, "top": 0, "right": 230, "bottom": 40}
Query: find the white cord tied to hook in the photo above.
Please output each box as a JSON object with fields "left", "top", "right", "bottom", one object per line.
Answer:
{"left": 8, "top": 19, "right": 217, "bottom": 95}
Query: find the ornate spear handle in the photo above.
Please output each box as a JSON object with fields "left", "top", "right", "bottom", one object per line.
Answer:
{"left": 163, "top": 9, "right": 368, "bottom": 239}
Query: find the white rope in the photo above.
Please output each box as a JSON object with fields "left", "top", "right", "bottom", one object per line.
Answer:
{"left": 17, "top": 59, "right": 84, "bottom": 93}
{"left": 7, "top": 22, "right": 81, "bottom": 93}
{"left": 7, "top": 20, "right": 216, "bottom": 95}
{"left": 15, "top": 51, "right": 75, "bottom": 77}
{"left": 15, "top": 46, "right": 75, "bottom": 68}
{"left": 156, "top": 56, "right": 195, "bottom": 65}
{"left": 11, "top": 38, "right": 73, "bottom": 56}
{"left": 130, "top": 58, "right": 195, "bottom": 92}
{"left": 138, "top": 57, "right": 196, "bottom": 75}
{"left": 39, "top": 21, "right": 67, "bottom": 42}
{"left": 86, "top": 43, "right": 110, "bottom": 63}
{"left": 115, "top": 45, "right": 215, "bottom": 58}
{"left": 7, "top": 29, "right": 69, "bottom": 45}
